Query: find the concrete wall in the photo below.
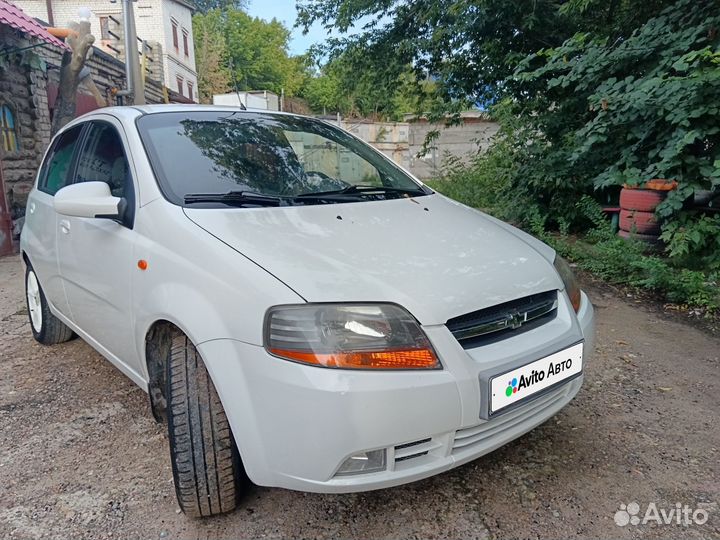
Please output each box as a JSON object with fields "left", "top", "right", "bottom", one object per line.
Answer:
{"left": 340, "top": 120, "right": 412, "bottom": 173}
{"left": 407, "top": 117, "right": 499, "bottom": 179}
{"left": 331, "top": 117, "right": 499, "bottom": 180}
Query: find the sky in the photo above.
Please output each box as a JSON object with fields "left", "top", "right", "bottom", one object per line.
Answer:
{"left": 246, "top": 0, "right": 326, "bottom": 55}
{"left": 245, "top": 0, "right": 358, "bottom": 56}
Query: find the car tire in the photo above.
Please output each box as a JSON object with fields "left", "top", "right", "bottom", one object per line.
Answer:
{"left": 166, "top": 333, "right": 245, "bottom": 518}
{"left": 619, "top": 188, "right": 665, "bottom": 212}
{"left": 618, "top": 229, "right": 662, "bottom": 245}
{"left": 25, "top": 264, "right": 75, "bottom": 345}
{"left": 619, "top": 209, "right": 661, "bottom": 235}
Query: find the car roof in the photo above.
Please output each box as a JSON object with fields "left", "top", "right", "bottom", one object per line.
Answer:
{"left": 62, "top": 104, "right": 311, "bottom": 131}
{"left": 104, "top": 104, "right": 302, "bottom": 119}
{"left": 132, "top": 104, "right": 284, "bottom": 115}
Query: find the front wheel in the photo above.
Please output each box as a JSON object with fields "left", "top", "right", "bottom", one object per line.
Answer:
{"left": 166, "top": 333, "right": 246, "bottom": 517}
{"left": 25, "top": 264, "right": 74, "bottom": 345}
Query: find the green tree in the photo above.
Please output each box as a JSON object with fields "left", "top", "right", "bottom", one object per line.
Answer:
{"left": 193, "top": 0, "right": 246, "bottom": 15}
{"left": 300, "top": 53, "right": 441, "bottom": 120}
{"left": 298, "top": 0, "right": 574, "bottom": 109}
{"left": 193, "top": 10, "right": 231, "bottom": 103}
{"left": 192, "top": 7, "right": 311, "bottom": 101}
{"left": 297, "top": 0, "right": 675, "bottom": 111}
{"left": 224, "top": 10, "right": 309, "bottom": 95}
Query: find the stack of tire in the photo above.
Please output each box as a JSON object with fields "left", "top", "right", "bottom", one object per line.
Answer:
{"left": 618, "top": 180, "right": 676, "bottom": 245}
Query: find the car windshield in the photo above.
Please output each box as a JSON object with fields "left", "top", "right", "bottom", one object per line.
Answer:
{"left": 136, "top": 111, "right": 429, "bottom": 206}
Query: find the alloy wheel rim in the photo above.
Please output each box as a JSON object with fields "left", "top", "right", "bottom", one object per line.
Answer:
{"left": 26, "top": 271, "right": 42, "bottom": 332}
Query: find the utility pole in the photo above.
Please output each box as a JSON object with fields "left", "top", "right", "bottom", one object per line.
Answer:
{"left": 116, "top": 0, "right": 145, "bottom": 104}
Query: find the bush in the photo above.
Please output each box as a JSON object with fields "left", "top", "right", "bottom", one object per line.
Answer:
{"left": 533, "top": 198, "right": 720, "bottom": 313}
{"left": 425, "top": 139, "right": 514, "bottom": 214}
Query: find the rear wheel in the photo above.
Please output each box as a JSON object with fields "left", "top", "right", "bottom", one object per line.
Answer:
{"left": 166, "top": 333, "right": 245, "bottom": 517}
{"left": 25, "top": 264, "right": 74, "bottom": 345}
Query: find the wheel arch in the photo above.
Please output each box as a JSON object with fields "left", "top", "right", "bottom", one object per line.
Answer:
{"left": 144, "top": 319, "right": 183, "bottom": 423}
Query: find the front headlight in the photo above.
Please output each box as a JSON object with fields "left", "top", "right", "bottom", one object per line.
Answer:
{"left": 553, "top": 255, "right": 582, "bottom": 313}
{"left": 264, "top": 303, "right": 440, "bottom": 369}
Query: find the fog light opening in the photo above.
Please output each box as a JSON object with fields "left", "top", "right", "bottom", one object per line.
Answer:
{"left": 335, "top": 449, "right": 387, "bottom": 476}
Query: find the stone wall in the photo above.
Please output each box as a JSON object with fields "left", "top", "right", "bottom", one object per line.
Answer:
{"left": 0, "top": 26, "right": 53, "bottom": 236}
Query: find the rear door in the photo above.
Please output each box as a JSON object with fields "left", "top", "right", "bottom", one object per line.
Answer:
{"left": 55, "top": 117, "right": 142, "bottom": 376}
{"left": 23, "top": 124, "right": 85, "bottom": 318}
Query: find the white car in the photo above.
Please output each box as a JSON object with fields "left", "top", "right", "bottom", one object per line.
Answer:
{"left": 21, "top": 105, "right": 594, "bottom": 517}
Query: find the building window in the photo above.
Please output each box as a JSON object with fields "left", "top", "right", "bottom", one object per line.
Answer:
{"left": 187, "top": 81, "right": 193, "bottom": 101}
{"left": 176, "top": 76, "right": 184, "bottom": 96}
{"left": 182, "top": 29, "right": 189, "bottom": 57}
{"left": 99, "top": 16, "right": 110, "bottom": 40}
{"left": 0, "top": 105, "right": 19, "bottom": 153}
{"left": 171, "top": 19, "right": 179, "bottom": 51}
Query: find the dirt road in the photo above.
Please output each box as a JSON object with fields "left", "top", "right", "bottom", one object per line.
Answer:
{"left": 1, "top": 254, "right": 718, "bottom": 539}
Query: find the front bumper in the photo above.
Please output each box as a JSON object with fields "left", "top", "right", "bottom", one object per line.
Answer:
{"left": 199, "top": 290, "right": 595, "bottom": 493}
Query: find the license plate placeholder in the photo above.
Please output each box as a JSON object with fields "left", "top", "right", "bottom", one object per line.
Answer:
{"left": 489, "top": 342, "right": 583, "bottom": 415}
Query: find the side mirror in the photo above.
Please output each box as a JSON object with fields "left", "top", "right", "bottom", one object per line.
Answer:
{"left": 54, "top": 181, "right": 126, "bottom": 222}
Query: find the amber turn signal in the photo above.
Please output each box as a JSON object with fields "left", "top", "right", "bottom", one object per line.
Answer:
{"left": 269, "top": 348, "right": 439, "bottom": 369}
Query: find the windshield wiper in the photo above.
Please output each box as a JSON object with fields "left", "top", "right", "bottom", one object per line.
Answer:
{"left": 183, "top": 185, "right": 428, "bottom": 207}
{"left": 184, "top": 191, "right": 284, "bottom": 207}
{"left": 295, "top": 184, "right": 427, "bottom": 199}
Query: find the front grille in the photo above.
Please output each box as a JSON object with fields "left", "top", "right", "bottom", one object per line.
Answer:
{"left": 452, "top": 383, "right": 571, "bottom": 455}
{"left": 446, "top": 291, "right": 557, "bottom": 348}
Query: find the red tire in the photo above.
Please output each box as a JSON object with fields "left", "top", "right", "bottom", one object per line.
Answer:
{"left": 619, "top": 209, "right": 661, "bottom": 235}
{"left": 619, "top": 188, "right": 665, "bottom": 212}
{"left": 618, "top": 229, "right": 662, "bottom": 245}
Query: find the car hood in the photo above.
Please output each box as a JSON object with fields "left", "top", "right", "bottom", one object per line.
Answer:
{"left": 183, "top": 194, "right": 561, "bottom": 325}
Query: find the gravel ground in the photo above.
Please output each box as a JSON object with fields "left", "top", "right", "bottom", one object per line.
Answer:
{"left": 1, "top": 254, "right": 718, "bottom": 539}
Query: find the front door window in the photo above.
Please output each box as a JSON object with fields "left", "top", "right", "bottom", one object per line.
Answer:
{"left": 38, "top": 125, "right": 83, "bottom": 196}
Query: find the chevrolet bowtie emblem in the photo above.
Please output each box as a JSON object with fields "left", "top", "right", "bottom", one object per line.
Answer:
{"left": 506, "top": 312, "right": 526, "bottom": 330}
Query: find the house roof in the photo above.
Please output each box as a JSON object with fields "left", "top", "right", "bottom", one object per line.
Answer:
{"left": 0, "top": 0, "right": 68, "bottom": 49}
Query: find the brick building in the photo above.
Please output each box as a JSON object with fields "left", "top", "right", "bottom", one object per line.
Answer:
{"left": 14, "top": 0, "right": 198, "bottom": 101}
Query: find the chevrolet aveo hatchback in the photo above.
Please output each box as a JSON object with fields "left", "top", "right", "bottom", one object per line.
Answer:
{"left": 21, "top": 105, "right": 595, "bottom": 517}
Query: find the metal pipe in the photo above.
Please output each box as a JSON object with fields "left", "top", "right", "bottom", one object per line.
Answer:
{"left": 116, "top": 0, "right": 133, "bottom": 99}
{"left": 45, "top": 0, "right": 54, "bottom": 27}
{"left": 118, "top": 0, "right": 145, "bottom": 104}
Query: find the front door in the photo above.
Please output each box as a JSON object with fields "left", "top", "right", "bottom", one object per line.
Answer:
{"left": 56, "top": 117, "right": 142, "bottom": 378}
{"left": 24, "top": 123, "right": 85, "bottom": 318}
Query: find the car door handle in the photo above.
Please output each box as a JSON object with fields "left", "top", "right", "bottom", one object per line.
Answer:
{"left": 28, "top": 202, "right": 36, "bottom": 214}
{"left": 59, "top": 219, "right": 71, "bottom": 234}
